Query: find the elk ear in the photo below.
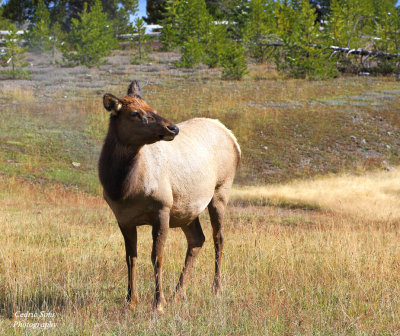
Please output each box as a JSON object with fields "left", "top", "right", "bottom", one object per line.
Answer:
{"left": 103, "top": 93, "right": 122, "bottom": 115}
{"left": 127, "top": 80, "right": 142, "bottom": 99}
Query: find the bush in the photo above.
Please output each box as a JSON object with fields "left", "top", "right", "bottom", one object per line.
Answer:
{"left": 63, "top": 0, "right": 116, "bottom": 67}
{"left": 130, "top": 17, "right": 151, "bottom": 64}
{"left": 203, "top": 24, "right": 227, "bottom": 68}
{"left": 0, "top": 24, "right": 30, "bottom": 79}
{"left": 221, "top": 43, "right": 248, "bottom": 80}
{"left": 26, "top": 0, "right": 52, "bottom": 53}
{"left": 177, "top": 36, "right": 205, "bottom": 68}
{"left": 243, "top": 0, "right": 276, "bottom": 63}
{"left": 276, "top": 43, "right": 337, "bottom": 80}
{"left": 275, "top": 1, "right": 337, "bottom": 80}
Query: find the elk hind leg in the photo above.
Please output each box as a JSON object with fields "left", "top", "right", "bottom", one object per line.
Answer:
{"left": 208, "top": 189, "right": 229, "bottom": 295}
{"left": 175, "top": 217, "right": 205, "bottom": 300}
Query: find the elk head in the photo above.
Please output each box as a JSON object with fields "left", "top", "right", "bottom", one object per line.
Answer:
{"left": 103, "top": 80, "right": 179, "bottom": 146}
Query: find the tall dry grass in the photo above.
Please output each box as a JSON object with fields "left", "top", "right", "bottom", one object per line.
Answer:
{"left": 0, "top": 176, "right": 399, "bottom": 335}
{"left": 0, "top": 86, "right": 36, "bottom": 103}
{"left": 232, "top": 167, "right": 400, "bottom": 222}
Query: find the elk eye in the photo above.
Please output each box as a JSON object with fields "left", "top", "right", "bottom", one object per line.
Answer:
{"left": 130, "top": 112, "right": 140, "bottom": 118}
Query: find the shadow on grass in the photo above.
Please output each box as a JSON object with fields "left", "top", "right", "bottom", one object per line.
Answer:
{"left": 0, "top": 289, "right": 87, "bottom": 319}
{"left": 230, "top": 198, "right": 321, "bottom": 211}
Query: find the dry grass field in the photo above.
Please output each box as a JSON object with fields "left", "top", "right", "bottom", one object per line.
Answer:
{"left": 1, "top": 172, "right": 399, "bottom": 335}
{"left": 1, "top": 50, "right": 400, "bottom": 335}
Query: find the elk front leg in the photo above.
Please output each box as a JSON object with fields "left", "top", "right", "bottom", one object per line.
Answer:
{"left": 120, "top": 224, "right": 138, "bottom": 310}
{"left": 151, "top": 209, "right": 169, "bottom": 313}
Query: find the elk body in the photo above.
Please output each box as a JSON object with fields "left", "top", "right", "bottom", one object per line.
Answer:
{"left": 98, "top": 80, "right": 240, "bottom": 313}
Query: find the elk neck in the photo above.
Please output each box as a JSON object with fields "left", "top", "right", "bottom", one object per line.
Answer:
{"left": 98, "top": 117, "right": 142, "bottom": 201}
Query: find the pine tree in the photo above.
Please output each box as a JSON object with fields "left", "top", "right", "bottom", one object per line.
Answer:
{"left": 130, "top": 17, "right": 150, "bottom": 64}
{"left": 372, "top": 0, "right": 400, "bottom": 53}
{"left": 203, "top": 23, "right": 228, "bottom": 68}
{"left": 328, "top": 0, "right": 376, "bottom": 48}
{"left": 224, "top": 0, "right": 251, "bottom": 40}
{"left": 275, "top": 0, "right": 336, "bottom": 79}
{"left": 63, "top": 0, "right": 117, "bottom": 67}
{"left": 2, "top": 0, "right": 137, "bottom": 34}
{"left": 160, "top": 0, "right": 183, "bottom": 50}
{"left": 49, "top": 22, "right": 64, "bottom": 64}
{"left": 162, "top": 0, "right": 225, "bottom": 68}
{"left": 26, "top": 0, "right": 52, "bottom": 53}
{"left": 179, "top": 0, "right": 212, "bottom": 44}
{"left": 243, "top": 0, "right": 276, "bottom": 63}
{"left": 0, "top": 6, "right": 12, "bottom": 29}
{"left": 112, "top": 0, "right": 138, "bottom": 35}
{"left": 221, "top": 42, "right": 248, "bottom": 80}
{"left": 159, "top": 0, "right": 185, "bottom": 50}
{"left": 146, "top": 0, "right": 167, "bottom": 24}
{"left": 0, "top": 24, "right": 30, "bottom": 79}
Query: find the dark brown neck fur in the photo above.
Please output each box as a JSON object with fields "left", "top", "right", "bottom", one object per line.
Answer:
{"left": 98, "top": 117, "right": 140, "bottom": 201}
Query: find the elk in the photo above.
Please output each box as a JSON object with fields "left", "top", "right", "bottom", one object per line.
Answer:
{"left": 98, "top": 80, "right": 240, "bottom": 313}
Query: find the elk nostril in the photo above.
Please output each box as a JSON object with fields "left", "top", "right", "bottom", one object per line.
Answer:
{"left": 167, "top": 125, "right": 179, "bottom": 135}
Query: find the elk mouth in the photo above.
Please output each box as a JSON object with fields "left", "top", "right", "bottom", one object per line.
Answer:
{"left": 158, "top": 134, "right": 176, "bottom": 141}
{"left": 159, "top": 124, "right": 179, "bottom": 141}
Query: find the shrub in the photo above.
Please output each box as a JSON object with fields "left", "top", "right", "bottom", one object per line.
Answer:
{"left": 221, "top": 43, "right": 248, "bottom": 80}
{"left": 130, "top": 17, "right": 151, "bottom": 64}
{"left": 26, "top": 0, "right": 52, "bottom": 53}
{"left": 177, "top": 36, "right": 205, "bottom": 68}
{"left": 243, "top": 0, "right": 276, "bottom": 63}
{"left": 0, "top": 24, "right": 30, "bottom": 79}
{"left": 275, "top": 1, "right": 337, "bottom": 79}
{"left": 203, "top": 24, "right": 227, "bottom": 68}
{"left": 63, "top": 0, "right": 116, "bottom": 67}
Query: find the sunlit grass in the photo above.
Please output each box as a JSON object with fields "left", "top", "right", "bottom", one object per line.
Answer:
{"left": 0, "top": 177, "right": 399, "bottom": 335}
{"left": 232, "top": 167, "right": 400, "bottom": 222}
{"left": 1, "top": 65, "right": 400, "bottom": 334}
{"left": 0, "top": 86, "right": 36, "bottom": 103}
{"left": 1, "top": 75, "right": 400, "bottom": 189}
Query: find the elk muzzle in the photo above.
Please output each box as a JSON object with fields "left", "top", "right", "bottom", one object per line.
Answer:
{"left": 161, "top": 124, "right": 179, "bottom": 141}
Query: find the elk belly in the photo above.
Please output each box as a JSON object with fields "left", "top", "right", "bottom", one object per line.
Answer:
{"left": 169, "top": 194, "right": 214, "bottom": 227}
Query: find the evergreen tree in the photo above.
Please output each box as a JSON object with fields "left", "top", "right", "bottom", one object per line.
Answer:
{"left": 203, "top": 23, "right": 228, "bottom": 68}
{"left": 159, "top": 0, "right": 185, "bottom": 50}
{"left": 26, "top": 0, "right": 52, "bottom": 52}
{"left": 275, "top": 0, "right": 337, "bottom": 79}
{"left": 0, "top": 6, "right": 12, "bottom": 29}
{"left": 130, "top": 17, "right": 150, "bottom": 64}
{"left": 2, "top": 0, "right": 137, "bottom": 34}
{"left": 243, "top": 0, "right": 276, "bottom": 63}
{"left": 372, "top": 0, "right": 400, "bottom": 53}
{"left": 221, "top": 42, "right": 248, "bottom": 80}
{"left": 1, "top": 0, "right": 33, "bottom": 25}
{"left": 146, "top": 0, "right": 167, "bottom": 24}
{"left": 63, "top": 0, "right": 117, "bottom": 67}
{"left": 224, "top": 0, "right": 251, "bottom": 40}
{"left": 0, "top": 24, "right": 30, "bottom": 79}
{"left": 49, "top": 22, "right": 65, "bottom": 64}
{"left": 161, "top": 0, "right": 229, "bottom": 68}
{"left": 111, "top": 0, "right": 138, "bottom": 35}
{"left": 146, "top": 0, "right": 226, "bottom": 23}
{"left": 328, "top": 0, "right": 376, "bottom": 48}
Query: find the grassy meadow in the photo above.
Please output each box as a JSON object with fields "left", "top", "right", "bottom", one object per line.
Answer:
{"left": 1, "top": 61, "right": 400, "bottom": 335}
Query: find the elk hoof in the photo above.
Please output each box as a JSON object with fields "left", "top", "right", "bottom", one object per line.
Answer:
{"left": 126, "top": 301, "right": 137, "bottom": 311}
{"left": 126, "top": 293, "right": 138, "bottom": 311}
{"left": 152, "top": 297, "right": 167, "bottom": 314}
{"left": 212, "top": 283, "right": 222, "bottom": 296}
{"left": 154, "top": 305, "right": 164, "bottom": 314}
{"left": 174, "top": 290, "right": 186, "bottom": 302}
